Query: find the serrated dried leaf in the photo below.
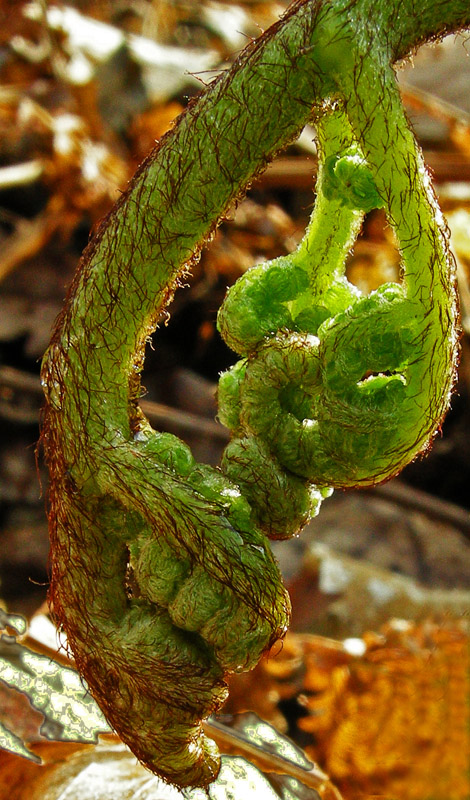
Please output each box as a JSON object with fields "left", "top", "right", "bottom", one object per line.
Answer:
{"left": 0, "top": 719, "right": 40, "bottom": 763}
{"left": 299, "top": 620, "right": 470, "bottom": 799}
{"left": 0, "top": 634, "right": 111, "bottom": 752}
{"left": 0, "top": 740, "right": 327, "bottom": 800}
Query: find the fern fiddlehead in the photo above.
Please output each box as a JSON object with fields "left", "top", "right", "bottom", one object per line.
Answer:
{"left": 218, "top": 67, "right": 459, "bottom": 521}
{"left": 40, "top": 0, "right": 466, "bottom": 789}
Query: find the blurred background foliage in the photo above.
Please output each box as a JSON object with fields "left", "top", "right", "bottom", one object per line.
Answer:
{"left": 0, "top": 2, "right": 469, "bottom": 797}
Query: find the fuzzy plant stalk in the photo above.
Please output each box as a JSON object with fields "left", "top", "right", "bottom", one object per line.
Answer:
{"left": 41, "top": 0, "right": 467, "bottom": 789}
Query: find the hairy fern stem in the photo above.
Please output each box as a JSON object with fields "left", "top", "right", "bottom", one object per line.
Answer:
{"left": 41, "top": 0, "right": 467, "bottom": 787}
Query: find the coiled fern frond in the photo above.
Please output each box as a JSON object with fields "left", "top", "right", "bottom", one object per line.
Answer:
{"left": 41, "top": 0, "right": 465, "bottom": 788}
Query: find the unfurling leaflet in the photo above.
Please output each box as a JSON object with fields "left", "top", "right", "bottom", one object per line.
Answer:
{"left": 40, "top": 0, "right": 463, "bottom": 791}
{"left": 218, "top": 84, "right": 459, "bottom": 535}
